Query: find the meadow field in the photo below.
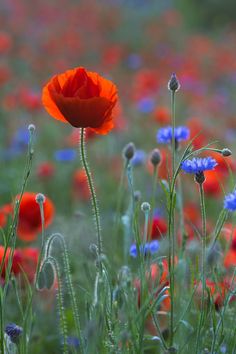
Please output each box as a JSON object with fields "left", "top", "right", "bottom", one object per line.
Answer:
{"left": 1, "top": 0, "right": 236, "bottom": 353}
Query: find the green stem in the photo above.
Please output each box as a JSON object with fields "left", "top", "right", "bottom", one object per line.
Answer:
{"left": 80, "top": 128, "right": 103, "bottom": 262}
{"left": 171, "top": 90, "right": 176, "bottom": 177}
{"left": 169, "top": 88, "right": 176, "bottom": 346}
{"left": 149, "top": 165, "right": 157, "bottom": 241}
{"left": 195, "top": 182, "right": 206, "bottom": 353}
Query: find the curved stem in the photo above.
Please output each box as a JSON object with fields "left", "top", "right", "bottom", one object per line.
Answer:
{"left": 80, "top": 128, "right": 103, "bottom": 262}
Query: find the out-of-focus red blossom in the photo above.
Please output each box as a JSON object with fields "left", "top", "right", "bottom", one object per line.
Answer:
{"left": 17, "top": 192, "right": 55, "bottom": 242}
{"left": 0, "top": 246, "right": 22, "bottom": 278}
{"left": 220, "top": 223, "right": 236, "bottom": 251}
{"left": 42, "top": 67, "right": 118, "bottom": 134}
{"left": 16, "top": 248, "right": 39, "bottom": 283}
{"left": 2, "top": 92, "right": 18, "bottom": 110}
{"left": 0, "top": 31, "right": 12, "bottom": 54}
{"left": 203, "top": 170, "right": 223, "bottom": 197}
{"left": 72, "top": 169, "right": 90, "bottom": 201}
{"left": 66, "top": 128, "right": 97, "bottom": 146}
{"left": 102, "top": 44, "right": 124, "bottom": 68}
{"left": 195, "top": 279, "right": 232, "bottom": 309}
{"left": 134, "top": 261, "right": 171, "bottom": 334}
{"left": 37, "top": 162, "right": 55, "bottom": 179}
{"left": 153, "top": 106, "right": 171, "bottom": 125}
{"left": 209, "top": 151, "right": 236, "bottom": 176}
{"left": 150, "top": 217, "right": 168, "bottom": 239}
{"left": 0, "top": 204, "right": 12, "bottom": 229}
{"left": 19, "top": 88, "right": 41, "bottom": 111}
{"left": 184, "top": 202, "right": 200, "bottom": 224}
{"left": 0, "top": 66, "right": 11, "bottom": 87}
{"left": 224, "top": 249, "right": 236, "bottom": 269}
{"left": 187, "top": 118, "right": 208, "bottom": 149}
{"left": 0, "top": 246, "right": 39, "bottom": 282}
{"left": 132, "top": 69, "right": 158, "bottom": 100}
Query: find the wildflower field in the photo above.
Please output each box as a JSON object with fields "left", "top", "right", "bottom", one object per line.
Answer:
{"left": 1, "top": 0, "right": 236, "bottom": 353}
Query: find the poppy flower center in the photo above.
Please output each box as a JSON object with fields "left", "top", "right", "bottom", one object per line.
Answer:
{"left": 61, "top": 68, "right": 100, "bottom": 99}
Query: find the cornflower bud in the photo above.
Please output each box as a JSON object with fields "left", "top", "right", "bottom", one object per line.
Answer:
{"left": 123, "top": 142, "right": 135, "bottom": 161}
{"left": 168, "top": 73, "right": 180, "bottom": 92}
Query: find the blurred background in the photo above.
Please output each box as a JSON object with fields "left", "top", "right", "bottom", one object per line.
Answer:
{"left": 1, "top": 0, "right": 236, "bottom": 351}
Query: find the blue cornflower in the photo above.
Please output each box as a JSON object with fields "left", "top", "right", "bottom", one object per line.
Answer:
{"left": 67, "top": 336, "right": 80, "bottom": 348}
{"left": 137, "top": 97, "right": 155, "bottom": 114}
{"left": 149, "top": 240, "right": 159, "bottom": 253}
{"left": 130, "top": 244, "right": 138, "bottom": 257}
{"left": 129, "top": 241, "right": 159, "bottom": 258}
{"left": 5, "top": 323, "right": 23, "bottom": 343}
{"left": 224, "top": 190, "right": 236, "bottom": 212}
{"left": 126, "top": 53, "right": 142, "bottom": 70}
{"left": 181, "top": 157, "right": 217, "bottom": 174}
{"left": 157, "top": 126, "right": 190, "bottom": 144}
{"left": 54, "top": 149, "right": 77, "bottom": 162}
{"left": 131, "top": 149, "right": 146, "bottom": 167}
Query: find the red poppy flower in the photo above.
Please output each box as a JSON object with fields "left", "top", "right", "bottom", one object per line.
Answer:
{"left": 153, "top": 106, "right": 171, "bottom": 125}
{"left": 72, "top": 169, "right": 90, "bottom": 201}
{"left": 37, "top": 162, "right": 55, "bottom": 179}
{"left": 150, "top": 216, "right": 168, "bottom": 239}
{"left": 17, "top": 192, "right": 55, "bottom": 242}
{"left": 42, "top": 67, "right": 118, "bottom": 134}
{"left": 16, "top": 248, "right": 39, "bottom": 282}
{"left": 0, "top": 246, "right": 22, "bottom": 278}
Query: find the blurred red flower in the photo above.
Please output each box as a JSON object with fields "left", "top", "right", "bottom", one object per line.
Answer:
{"left": 17, "top": 192, "right": 55, "bottom": 242}
{"left": 0, "top": 246, "right": 22, "bottom": 278}
{"left": 16, "top": 247, "right": 39, "bottom": 283}
{"left": 153, "top": 106, "right": 171, "bottom": 125}
{"left": 0, "top": 204, "right": 12, "bottom": 228}
{"left": 37, "top": 162, "right": 55, "bottom": 179}
{"left": 73, "top": 169, "right": 90, "bottom": 201}
{"left": 150, "top": 216, "right": 167, "bottom": 239}
{"left": 42, "top": 67, "right": 118, "bottom": 134}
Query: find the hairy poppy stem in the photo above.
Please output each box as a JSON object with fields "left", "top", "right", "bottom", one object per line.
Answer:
{"left": 80, "top": 128, "right": 103, "bottom": 264}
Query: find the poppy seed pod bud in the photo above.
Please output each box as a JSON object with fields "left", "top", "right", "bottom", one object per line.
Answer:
{"left": 35, "top": 193, "right": 46, "bottom": 204}
{"left": 28, "top": 124, "right": 36, "bottom": 133}
{"left": 168, "top": 73, "right": 180, "bottom": 92}
{"left": 150, "top": 148, "right": 162, "bottom": 166}
{"left": 222, "top": 148, "right": 232, "bottom": 157}
{"left": 194, "top": 171, "right": 205, "bottom": 185}
{"left": 123, "top": 142, "right": 135, "bottom": 161}
{"left": 141, "top": 202, "right": 151, "bottom": 212}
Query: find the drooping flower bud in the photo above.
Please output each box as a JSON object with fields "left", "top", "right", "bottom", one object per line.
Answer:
{"left": 222, "top": 148, "right": 232, "bottom": 157}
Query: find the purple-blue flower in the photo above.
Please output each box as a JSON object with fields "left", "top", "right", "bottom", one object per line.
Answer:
{"left": 224, "top": 190, "right": 236, "bottom": 212}
{"left": 54, "top": 149, "right": 77, "bottom": 162}
{"left": 157, "top": 126, "right": 190, "bottom": 144}
{"left": 137, "top": 97, "right": 155, "bottom": 114}
{"left": 181, "top": 157, "right": 217, "bottom": 174}
{"left": 5, "top": 323, "right": 23, "bottom": 343}
{"left": 129, "top": 241, "right": 159, "bottom": 258}
{"left": 131, "top": 149, "right": 146, "bottom": 166}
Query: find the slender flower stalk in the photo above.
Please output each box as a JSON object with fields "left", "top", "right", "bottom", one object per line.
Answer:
{"left": 80, "top": 128, "right": 103, "bottom": 266}
{"left": 195, "top": 180, "right": 207, "bottom": 352}
{"left": 168, "top": 73, "right": 180, "bottom": 346}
